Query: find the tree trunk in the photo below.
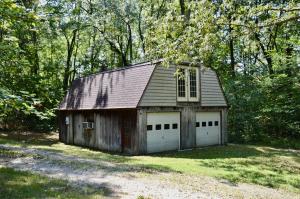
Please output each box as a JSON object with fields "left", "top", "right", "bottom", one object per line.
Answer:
{"left": 32, "top": 30, "right": 39, "bottom": 75}
{"left": 179, "top": 0, "right": 185, "bottom": 16}
{"left": 138, "top": 6, "right": 146, "bottom": 54}
{"left": 228, "top": 23, "right": 235, "bottom": 78}
{"left": 255, "top": 33, "right": 274, "bottom": 75}
{"left": 127, "top": 23, "right": 133, "bottom": 63}
{"left": 63, "top": 29, "right": 78, "bottom": 92}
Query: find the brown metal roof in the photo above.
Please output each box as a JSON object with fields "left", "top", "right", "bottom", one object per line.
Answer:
{"left": 59, "top": 61, "right": 158, "bottom": 110}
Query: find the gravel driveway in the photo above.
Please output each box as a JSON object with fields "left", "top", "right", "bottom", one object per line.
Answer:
{"left": 0, "top": 144, "right": 298, "bottom": 199}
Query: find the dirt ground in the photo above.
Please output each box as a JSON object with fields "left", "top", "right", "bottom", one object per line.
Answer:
{"left": 0, "top": 144, "right": 299, "bottom": 199}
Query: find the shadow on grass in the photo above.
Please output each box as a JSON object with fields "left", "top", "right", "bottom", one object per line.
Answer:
{"left": 0, "top": 131, "right": 59, "bottom": 147}
{"left": 149, "top": 145, "right": 264, "bottom": 159}
{"left": 0, "top": 167, "right": 110, "bottom": 199}
{"left": 149, "top": 144, "right": 300, "bottom": 160}
{"left": 194, "top": 146, "right": 300, "bottom": 191}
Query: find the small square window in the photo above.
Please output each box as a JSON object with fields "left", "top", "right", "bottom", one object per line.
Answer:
{"left": 208, "top": 121, "right": 213, "bottom": 126}
{"left": 202, "top": 122, "right": 206, "bottom": 127}
{"left": 196, "top": 122, "right": 200, "bottom": 127}
{"left": 164, "top": 124, "right": 170, "bottom": 130}
{"left": 214, "top": 121, "right": 219, "bottom": 126}
{"left": 172, "top": 123, "right": 178, "bottom": 129}
{"left": 156, "top": 124, "right": 161, "bottom": 130}
{"left": 147, "top": 125, "right": 153, "bottom": 131}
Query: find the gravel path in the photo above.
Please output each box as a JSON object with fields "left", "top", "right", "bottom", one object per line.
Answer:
{"left": 0, "top": 144, "right": 298, "bottom": 199}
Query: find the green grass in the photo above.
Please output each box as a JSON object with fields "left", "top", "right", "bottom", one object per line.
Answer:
{"left": 1, "top": 131, "right": 300, "bottom": 193}
{"left": 0, "top": 167, "right": 105, "bottom": 199}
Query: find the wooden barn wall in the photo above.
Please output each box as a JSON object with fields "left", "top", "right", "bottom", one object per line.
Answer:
{"left": 73, "top": 113, "right": 85, "bottom": 146}
{"left": 59, "top": 109, "right": 138, "bottom": 154}
{"left": 180, "top": 107, "right": 196, "bottom": 149}
{"left": 122, "top": 110, "right": 138, "bottom": 154}
{"left": 137, "top": 109, "right": 147, "bottom": 154}
{"left": 58, "top": 111, "right": 73, "bottom": 144}
{"left": 57, "top": 111, "right": 67, "bottom": 143}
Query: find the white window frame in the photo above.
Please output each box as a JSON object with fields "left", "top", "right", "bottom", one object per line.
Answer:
{"left": 177, "top": 67, "right": 188, "bottom": 101}
{"left": 176, "top": 66, "right": 199, "bottom": 102}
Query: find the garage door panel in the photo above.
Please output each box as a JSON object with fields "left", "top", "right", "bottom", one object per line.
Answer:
{"left": 147, "top": 112, "right": 180, "bottom": 153}
{"left": 196, "top": 112, "right": 220, "bottom": 147}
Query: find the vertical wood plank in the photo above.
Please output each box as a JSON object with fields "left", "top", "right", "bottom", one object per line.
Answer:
{"left": 67, "top": 113, "right": 73, "bottom": 144}
{"left": 180, "top": 107, "right": 196, "bottom": 149}
{"left": 137, "top": 109, "right": 147, "bottom": 154}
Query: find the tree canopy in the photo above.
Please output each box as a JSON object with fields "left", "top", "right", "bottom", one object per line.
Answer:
{"left": 0, "top": 0, "right": 299, "bottom": 142}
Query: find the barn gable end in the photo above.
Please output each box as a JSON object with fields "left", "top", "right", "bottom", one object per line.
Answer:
{"left": 138, "top": 64, "right": 227, "bottom": 107}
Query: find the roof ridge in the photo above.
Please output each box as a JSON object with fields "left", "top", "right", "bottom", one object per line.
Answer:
{"left": 76, "top": 59, "right": 163, "bottom": 80}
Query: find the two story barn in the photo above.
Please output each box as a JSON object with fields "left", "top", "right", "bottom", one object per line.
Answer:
{"left": 58, "top": 60, "right": 228, "bottom": 154}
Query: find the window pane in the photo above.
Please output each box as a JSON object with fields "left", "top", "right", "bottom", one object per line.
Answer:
{"left": 214, "top": 121, "right": 219, "bottom": 126}
{"left": 164, "top": 124, "right": 170, "bottom": 130}
{"left": 202, "top": 122, "right": 206, "bottom": 127}
{"left": 147, "top": 125, "right": 153, "bottom": 131}
{"left": 196, "top": 122, "right": 200, "bottom": 127}
{"left": 177, "top": 69, "right": 186, "bottom": 97}
{"left": 189, "top": 69, "right": 197, "bottom": 98}
{"left": 156, "top": 124, "right": 161, "bottom": 130}
{"left": 208, "top": 121, "right": 213, "bottom": 126}
{"left": 172, "top": 123, "right": 178, "bottom": 129}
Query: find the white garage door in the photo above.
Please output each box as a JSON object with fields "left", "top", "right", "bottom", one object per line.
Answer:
{"left": 196, "top": 112, "right": 221, "bottom": 146}
{"left": 147, "top": 112, "right": 180, "bottom": 153}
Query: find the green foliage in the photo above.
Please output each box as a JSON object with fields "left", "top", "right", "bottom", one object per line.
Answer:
{"left": 0, "top": 0, "right": 299, "bottom": 140}
{"left": 0, "top": 88, "right": 55, "bottom": 131}
{"left": 227, "top": 73, "right": 300, "bottom": 143}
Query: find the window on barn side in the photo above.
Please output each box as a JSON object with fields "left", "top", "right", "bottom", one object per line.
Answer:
{"left": 177, "top": 67, "right": 199, "bottom": 102}
{"left": 189, "top": 68, "right": 197, "bottom": 99}
{"left": 177, "top": 68, "right": 186, "bottom": 100}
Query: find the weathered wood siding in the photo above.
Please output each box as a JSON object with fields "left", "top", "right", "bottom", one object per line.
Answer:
{"left": 180, "top": 107, "right": 196, "bottom": 149}
{"left": 73, "top": 113, "right": 84, "bottom": 146}
{"left": 66, "top": 114, "right": 74, "bottom": 144}
{"left": 139, "top": 65, "right": 177, "bottom": 107}
{"left": 59, "top": 110, "right": 138, "bottom": 154}
{"left": 200, "top": 68, "right": 227, "bottom": 106}
{"left": 137, "top": 109, "right": 147, "bottom": 154}
{"left": 58, "top": 111, "right": 68, "bottom": 143}
{"left": 122, "top": 110, "right": 138, "bottom": 154}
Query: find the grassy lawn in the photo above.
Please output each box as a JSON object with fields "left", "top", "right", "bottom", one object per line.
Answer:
{"left": 0, "top": 167, "right": 105, "bottom": 199}
{"left": 1, "top": 131, "right": 300, "bottom": 193}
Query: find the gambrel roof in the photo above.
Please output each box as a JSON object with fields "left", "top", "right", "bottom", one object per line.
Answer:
{"left": 59, "top": 61, "right": 158, "bottom": 110}
{"left": 59, "top": 60, "right": 228, "bottom": 110}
